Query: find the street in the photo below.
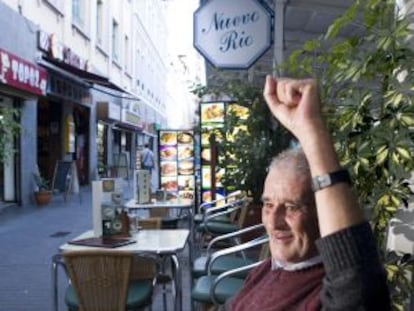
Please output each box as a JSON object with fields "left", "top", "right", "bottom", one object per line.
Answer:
{"left": 0, "top": 184, "right": 192, "bottom": 311}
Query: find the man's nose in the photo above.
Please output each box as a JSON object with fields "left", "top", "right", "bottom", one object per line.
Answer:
{"left": 270, "top": 205, "right": 288, "bottom": 228}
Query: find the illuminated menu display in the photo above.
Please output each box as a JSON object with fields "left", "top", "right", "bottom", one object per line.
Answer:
{"left": 158, "top": 130, "right": 195, "bottom": 200}
{"left": 200, "top": 101, "right": 249, "bottom": 204}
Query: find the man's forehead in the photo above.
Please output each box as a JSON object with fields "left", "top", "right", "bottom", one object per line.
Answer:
{"left": 264, "top": 167, "right": 311, "bottom": 197}
{"left": 266, "top": 164, "right": 303, "bottom": 180}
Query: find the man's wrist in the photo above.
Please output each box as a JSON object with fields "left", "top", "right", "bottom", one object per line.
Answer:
{"left": 312, "top": 169, "right": 352, "bottom": 192}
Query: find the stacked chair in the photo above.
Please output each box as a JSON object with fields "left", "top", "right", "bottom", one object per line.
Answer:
{"left": 194, "top": 192, "right": 252, "bottom": 253}
{"left": 193, "top": 190, "right": 244, "bottom": 225}
{"left": 191, "top": 223, "right": 269, "bottom": 310}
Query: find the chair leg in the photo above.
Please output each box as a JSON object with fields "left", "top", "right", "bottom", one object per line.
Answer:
{"left": 163, "top": 287, "right": 167, "bottom": 311}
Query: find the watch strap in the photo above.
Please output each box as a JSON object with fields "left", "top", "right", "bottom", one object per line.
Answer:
{"left": 312, "top": 169, "right": 351, "bottom": 192}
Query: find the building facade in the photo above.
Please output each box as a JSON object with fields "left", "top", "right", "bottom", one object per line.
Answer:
{"left": 0, "top": 0, "right": 201, "bottom": 206}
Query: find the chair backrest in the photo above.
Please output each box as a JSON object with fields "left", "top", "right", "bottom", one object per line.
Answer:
{"left": 149, "top": 207, "right": 169, "bottom": 218}
{"left": 63, "top": 250, "right": 132, "bottom": 311}
{"left": 198, "top": 190, "right": 246, "bottom": 212}
{"left": 235, "top": 198, "right": 252, "bottom": 227}
{"left": 138, "top": 217, "right": 162, "bottom": 229}
{"left": 226, "top": 190, "right": 244, "bottom": 202}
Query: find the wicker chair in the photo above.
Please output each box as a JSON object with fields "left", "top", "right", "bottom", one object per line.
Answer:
{"left": 137, "top": 217, "right": 162, "bottom": 229}
{"left": 63, "top": 250, "right": 154, "bottom": 311}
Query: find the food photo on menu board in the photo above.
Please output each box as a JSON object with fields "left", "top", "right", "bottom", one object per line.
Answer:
{"left": 201, "top": 147, "right": 211, "bottom": 164}
{"left": 178, "top": 175, "right": 194, "bottom": 190}
{"left": 202, "top": 166, "right": 211, "bottom": 189}
{"left": 178, "top": 160, "right": 194, "bottom": 175}
{"left": 228, "top": 103, "right": 249, "bottom": 120}
{"left": 201, "top": 189, "right": 225, "bottom": 204}
{"left": 178, "top": 145, "right": 194, "bottom": 161}
{"left": 201, "top": 102, "right": 225, "bottom": 124}
{"left": 177, "top": 131, "right": 193, "bottom": 144}
{"left": 179, "top": 190, "right": 194, "bottom": 200}
{"left": 215, "top": 168, "right": 225, "bottom": 187}
{"left": 160, "top": 145, "right": 177, "bottom": 161}
{"left": 160, "top": 176, "right": 178, "bottom": 192}
{"left": 160, "top": 131, "right": 177, "bottom": 145}
{"left": 160, "top": 161, "right": 177, "bottom": 176}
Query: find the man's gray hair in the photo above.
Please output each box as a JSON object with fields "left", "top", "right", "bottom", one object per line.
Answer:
{"left": 268, "top": 146, "right": 310, "bottom": 178}
{"left": 268, "top": 146, "right": 315, "bottom": 207}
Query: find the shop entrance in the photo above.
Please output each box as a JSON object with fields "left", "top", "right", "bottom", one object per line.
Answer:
{"left": 0, "top": 96, "right": 17, "bottom": 203}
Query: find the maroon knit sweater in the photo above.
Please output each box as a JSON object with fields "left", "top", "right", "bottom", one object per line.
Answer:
{"left": 226, "top": 259, "right": 324, "bottom": 311}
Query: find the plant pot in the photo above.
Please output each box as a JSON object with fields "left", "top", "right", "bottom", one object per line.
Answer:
{"left": 34, "top": 190, "right": 52, "bottom": 206}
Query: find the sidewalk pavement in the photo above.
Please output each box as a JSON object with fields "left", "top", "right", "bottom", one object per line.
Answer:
{"left": 0, "top": 182, "right": 192, "bottom": 311}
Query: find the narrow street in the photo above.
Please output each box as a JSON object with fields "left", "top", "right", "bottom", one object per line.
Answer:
{"left": 0, "top": 183, "right": 192, "bottom": 311}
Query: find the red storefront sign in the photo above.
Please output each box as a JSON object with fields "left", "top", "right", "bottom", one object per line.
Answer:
{"left": 0, "top": 48, "right": 47, "bottom": 96}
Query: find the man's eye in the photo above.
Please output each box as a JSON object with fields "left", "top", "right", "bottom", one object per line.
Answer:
{"left": 263, "top": 202, "right": 273, "bottom": 209}
{"left": 286, "top": 204, "right": 301, "bottom": 212}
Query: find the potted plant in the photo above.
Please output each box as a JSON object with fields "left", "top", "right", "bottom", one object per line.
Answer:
{"left": 33, "top": 172, "right": 52, "bottom": 205}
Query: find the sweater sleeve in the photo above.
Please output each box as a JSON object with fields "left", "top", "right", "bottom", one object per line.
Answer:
{"left": 316, "top": 222, "right": 390, "bottom": 310}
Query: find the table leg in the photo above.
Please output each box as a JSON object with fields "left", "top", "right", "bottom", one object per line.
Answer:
{"left": 51, "top": 254, "right": 64, "bottom": 311}
{"left": 188, "top": 207, "right": 195, "bottom": 311}
{"left": 170, "top": 254, "right": 181, "bottom": 311}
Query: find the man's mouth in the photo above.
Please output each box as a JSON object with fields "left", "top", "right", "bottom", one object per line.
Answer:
{"left": 272, "top": 232, "right": 293, "bottom": 242}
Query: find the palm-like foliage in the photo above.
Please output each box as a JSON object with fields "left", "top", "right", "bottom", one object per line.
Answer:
{"left": 282, "top": 0, "right": 414, "bottom": 309}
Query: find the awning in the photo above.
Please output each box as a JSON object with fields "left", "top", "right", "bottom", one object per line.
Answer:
{"left": 113, "top": 122, "right": 143, "bottom": 133}
{"left": 39, "top": 56, "right": 125, "bottom": 93}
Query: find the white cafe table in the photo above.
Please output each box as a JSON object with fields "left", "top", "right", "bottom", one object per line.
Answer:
{"left": 124, "top": 198, "right": 194, "bottom": 218}
{"left": 52, "top": 229, "right": 189, "bottom": 311}
{"left": 124, "top": 198, "right": 195, "bottom": 261}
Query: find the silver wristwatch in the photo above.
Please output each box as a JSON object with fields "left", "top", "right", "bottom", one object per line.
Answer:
{"left": 312, "top": 169, "right": 351, "bottom": 192}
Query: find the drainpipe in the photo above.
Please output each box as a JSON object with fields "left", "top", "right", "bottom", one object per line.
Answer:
{"left": 273, "top": 0, "right": 288, "bottom": 77}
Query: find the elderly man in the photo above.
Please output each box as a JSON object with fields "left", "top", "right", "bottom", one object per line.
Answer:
{"left": 224, "top": 76, "right": 390, "bottom": 310}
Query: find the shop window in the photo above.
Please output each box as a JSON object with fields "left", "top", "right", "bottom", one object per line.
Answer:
{"left": 124, "top": 35, "right": 130, "bottom": 72}
{"left": 112, "top": 19, "right": 119, "bottom": 61}
{"left": 96, "top": 0, "right": 103, "bottom": 45}
{"left": 72, "top": 0, "right": 85, "bottom": 28}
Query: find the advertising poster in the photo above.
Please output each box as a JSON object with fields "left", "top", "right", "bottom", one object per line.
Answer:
{"left": 92, "top": 178, "right": 128, "bottom": 237}
{"left": 158, "top": 130, "right": 195, "bottom": 200}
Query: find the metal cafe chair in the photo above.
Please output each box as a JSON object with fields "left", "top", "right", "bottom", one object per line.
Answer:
{"left": 191, "top": 236, "right": 269, "bottom": 309}
{"left": 195, "top": 197, "right": 251, "bottom": 252}
{"left": 192, "top": 223, "right": 267, "bottom": 279}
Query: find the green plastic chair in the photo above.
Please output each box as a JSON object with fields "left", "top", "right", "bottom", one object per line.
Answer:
{"left": 193, "top": 190, "right": 244, "bottom": 224}
{"left": 195, "top": 197, "right": 251, "bottom": 251}
{"left": 191, "top": 238, "right": 268, "bottom": 308}
{"left": 192, "top": 224, "right": 267, "bottom": 279}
